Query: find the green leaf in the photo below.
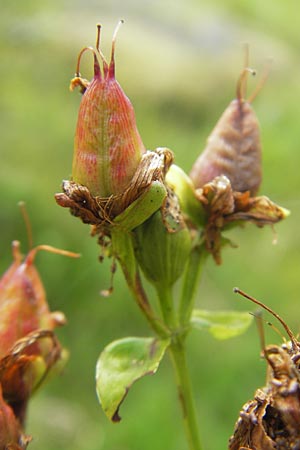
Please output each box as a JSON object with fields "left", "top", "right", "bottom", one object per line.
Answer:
{"left": 191, "top": 309, "right": 253, "bottom": 340}
{"left": 96, "top": 337, "right": 170, "bottom": 422}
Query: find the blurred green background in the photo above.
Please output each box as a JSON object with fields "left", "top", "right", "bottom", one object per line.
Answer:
{"left": 1, "top": 1, "right": 300, "bottom": 449}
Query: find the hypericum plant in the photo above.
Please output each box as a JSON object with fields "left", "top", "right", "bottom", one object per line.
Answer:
{"left": 56, "top": 23, "right": 288, "bottom": 450}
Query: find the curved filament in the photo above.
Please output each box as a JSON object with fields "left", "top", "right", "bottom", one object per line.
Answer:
{"left": 95, "top": 23, "right": 109, "bottom": 75}
{"left": 234, "top": 287, "right": 298, "bottom": 352}
{"left": 109, "top": 19, "right": 124, "bottom": 77}
{"left": 18, "top": 201, "right": 33, "bottom": 250}
{"left": 247, "top": 58, "right": 272, "bottom": 103}
{"left": 25, "top": 245, "right": 80, "bottom": 266}
{"left": 236, "top": 67, "right": 256, "bottom": 101}
{"left": 75, "top": 46, "right": 101, "bottom": 78}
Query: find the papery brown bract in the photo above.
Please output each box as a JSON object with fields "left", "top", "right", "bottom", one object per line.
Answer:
{"left": 195, "top": 175, "right": 288, "bottom": 264}
{"left": 0, "top": 329, "right": 62, "bottom": 425}
{"left": 56, "top": 147, "right": 173, "bottom": 230}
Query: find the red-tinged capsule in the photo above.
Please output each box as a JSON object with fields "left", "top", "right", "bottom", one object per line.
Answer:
{"left": 190, "top": 60, "right": 269, "bottom": 196}
{"left": 0, "top": 241, "right": 79, "bottom": 358}
{"left": 71, "top": 22, "right": 146, "bottom": 197}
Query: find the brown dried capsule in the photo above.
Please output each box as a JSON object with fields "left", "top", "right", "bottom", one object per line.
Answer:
{"left": 190, "top": 59, "right": 268, "bottom": 196}
{"left": 229, "top": 289, "right": 300, "bottom": 450}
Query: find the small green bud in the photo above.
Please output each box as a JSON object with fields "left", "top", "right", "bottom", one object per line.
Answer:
{"left": 166, "top": 164, "right": 205, "bottom": 227}
{"left": 134, "top": 190, "right": 192, "bottom": 287}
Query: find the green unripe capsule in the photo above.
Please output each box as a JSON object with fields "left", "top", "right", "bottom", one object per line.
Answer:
{"left": 134, "top": 191, "right": 192, "bottom": 288}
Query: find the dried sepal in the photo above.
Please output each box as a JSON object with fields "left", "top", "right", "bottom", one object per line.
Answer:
{"left": 229, "top": 389, "right": 274, "bottom": 450}
{"left": 229, "top": 345, "right": 300, "bottom": 450}
{"left": 0, "top": 330, "right": 62, "bottom": 424}
{"left": 196, "top": 175, "right": 289, "bottom": 264}
{"left": 56, "top": 147, "right": 173, "bottom": 232}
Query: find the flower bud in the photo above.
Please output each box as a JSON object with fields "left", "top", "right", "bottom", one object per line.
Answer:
{"left": 190, "top": 66, "right": 266, "bottom": 196}
{"left": 166, "top": 164, "right": 205, "bottom": 227}
{"left": 71, "top": 23, "right": 145, "bottom": 197}
{"left": 134, "top": 188, "right": 192, "bottom": 288}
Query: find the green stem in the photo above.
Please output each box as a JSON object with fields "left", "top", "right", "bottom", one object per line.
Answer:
{"left": 155, "top": 282, "right": 178, "bottom": 329}
{"left": 169, "top": 337, "right": 202, "bottom": 450}
{"left": 179, "top": 244, "right": 207, "bottom": 327}
{"left": 111, "top": 229, "right": 169, "bottom": 338}
{"left": 155, "top": 282, "right": 202, "bottom": 450}
{"left": 132, "top": 272, "right": 169, "bottom": 338}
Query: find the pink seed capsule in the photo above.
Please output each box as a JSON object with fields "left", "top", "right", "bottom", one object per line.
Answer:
{"left": 190, "top": 58, "right": 269, "bottom": 196}
{"left": 0, "top": 241, "right": 79, "bottom": 358}
{"left": 71, "top": 22, "right": 146, "bottom": 197}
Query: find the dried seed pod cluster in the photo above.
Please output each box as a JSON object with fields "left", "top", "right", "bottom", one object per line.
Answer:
{"left": 229, "top": 290, "right": 300, "bottom": 450}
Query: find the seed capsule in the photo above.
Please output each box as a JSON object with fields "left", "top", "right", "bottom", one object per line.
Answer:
{"left": 0, "top": 242, "right": 78, "bottom": 358}
{"left": 71, "top": 22, "right": 145, "bottom": 197}
{"left": 190, "top": 60, "right": 268, "bottom": 196}
{"left": 0, "top": 230, "right": 79, "bottom": 425}
{"left": 134, "top": 187, "right": 192, "bottom": 288}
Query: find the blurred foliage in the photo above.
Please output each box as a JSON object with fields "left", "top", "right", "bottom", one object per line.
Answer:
{"left": 1, "top": 1, "right": 300, "bottom": 449}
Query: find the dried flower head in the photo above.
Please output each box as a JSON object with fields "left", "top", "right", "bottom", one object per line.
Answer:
{"left": 195, "top": 175, "right": 289, "bottom": 264}
{"left": 229, "top": 290, "right": 300, "bottom": 450}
